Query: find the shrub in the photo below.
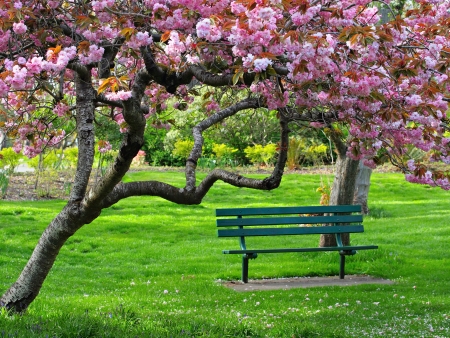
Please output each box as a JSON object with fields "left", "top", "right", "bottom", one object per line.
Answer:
{"left": 28, "top": 151, "right": 60, "bottom": 171}
{"left": 212, "top": 143, "right": 238, "bottom": 159}
{"left": 0, "top": 147, "right": 22, "bottom": 174}
{"left": 286, "top": 138, "right": 329, "bottom": 169}
{"left": 172, "top": 140, "right": 194, "bottom": 159}
{"left": 305, "top": 143, "right": 328, "bottom": 166}
{"left": 244, "top": 143, "right": 277, "bottom": 166}
{"left": 286, "top": 138, "right": 306, "bottom": 170}
{"left": 63, "top": 147, "right": 78, "bottom": 168}
{"left": 212, "top": 143, "right": 238, "bottom": 167}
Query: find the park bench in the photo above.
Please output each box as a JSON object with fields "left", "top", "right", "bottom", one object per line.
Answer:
{"left": 216, "top": 205, "right": 378, "bottom": 283}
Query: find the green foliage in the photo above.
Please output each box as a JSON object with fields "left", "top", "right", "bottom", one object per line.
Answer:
{"left": 28, "top": 151, "right": 60, "bottom": 171}
{"left": 143, "top": 128, "right": 183, "bottom": 166}
{"left": 206, "top": 109, "right": 280, "bottom": 165}
{"left": 0, "top": 147, "right": 22, "bottom": 174}
{"left": 286, "top": 138, "right": 306, "bottom": 170}
{"left": 211, "top": 143, "right": 238, "bottom": 167}
{"left": 0, "top": 172, "right": 8, "bottom": 198}
{"left": 94, "top": 149, "right": 118, "bottom": 178}
{"left": 0, "top": 148, "right": 23, "bottom": 198}
{"left": 172, "top": 139, "right": 194, "bottom": 159}
{"left": 1, "top": 172, "right": 450, "bottom": 337}
{"left": 286, "top": 137, "right": 329, "bottom": 169}
{"left": 305, "top": 142, "right": 328, "bottom": 165}
{"left": 212, "top": 143, "right": 238, "bottom": 159}
{"left": 404, "top": 144, "right": 426, "bottom": 161}
{"left": 93, "top": 112, "right": 124, "bottom": 149}
{"left": 244, "top": 143, "right": 277, "bottom": 166}
{"left": 63, "top": 147, "right": 78, "bottom": 168}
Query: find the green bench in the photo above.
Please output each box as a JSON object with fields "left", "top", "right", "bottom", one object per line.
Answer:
{"left": 216, "top": 205, "right": 378, "bottom": 283}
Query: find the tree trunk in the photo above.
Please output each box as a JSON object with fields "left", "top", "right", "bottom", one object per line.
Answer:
{"left": 0, "top": 69, "right": 98, "bottom": 312}
{"left": 0, "top": 130, "right": 6, "bottom": 150}
{"left": 0, "top": 209, "right": 92, "bottom": 312}
{"left": 319, "top": 132, "right": 359, "bottom": 247}
{"left": 353, "top": 161, "right": 372, "bottom": 215}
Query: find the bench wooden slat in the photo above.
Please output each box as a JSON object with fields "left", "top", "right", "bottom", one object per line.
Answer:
{"left": 216, "top": 205, "right": 361, "bottom": 217}
{"left": 223, "top": 245, "right": 379, "bottom": 254}
{"left": 216, "top": 215, "right": 362, "bottom": 227}
{"left": 218, "top": 225, "right": 364, "bottom": 237}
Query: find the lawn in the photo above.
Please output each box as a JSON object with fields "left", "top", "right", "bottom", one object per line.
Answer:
{"left": 0, "top": 171, "right": 449, "bottom": 337}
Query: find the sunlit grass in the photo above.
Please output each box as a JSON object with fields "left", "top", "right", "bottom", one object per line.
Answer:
{"left": 0, "top": 172, "right": 449, "bottom": 337}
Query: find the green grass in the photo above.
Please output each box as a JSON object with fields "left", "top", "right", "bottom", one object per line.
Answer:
{"left": 0, "top": 171, "right": 449, "bottom": 337}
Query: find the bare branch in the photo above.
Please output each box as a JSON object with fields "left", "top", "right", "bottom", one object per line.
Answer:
{"left": 99, "top": 105, "right": 290, "bottom": 209}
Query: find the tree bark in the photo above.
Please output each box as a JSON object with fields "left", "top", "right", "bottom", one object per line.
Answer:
{"left": 319, "top": 132, "right": 359, "bottom": 247}
{"left": 0, "top": 69, "right": 98, "bottom": 312}
{"left": 353, "top": 161, "right": 372, "bottom": 215}
{"left": 0, "top": 130, "right": 6, "bottom": 150}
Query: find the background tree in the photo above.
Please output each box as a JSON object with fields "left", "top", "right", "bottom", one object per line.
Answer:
{"left": 0, "top": 0, "right": 449, "bottom": 312}
{"left": 350, "top": 0, "right": 414, "bottom": 216}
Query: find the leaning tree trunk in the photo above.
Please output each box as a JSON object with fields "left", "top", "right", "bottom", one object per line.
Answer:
{"left": 0, "top": 69, "right": 99, "bottom": 312}
{"left": 353, "top": 161, "right": 372, "bottom": 215}
{"left": 319, "top": 133, "right": 359, "bottom": 247}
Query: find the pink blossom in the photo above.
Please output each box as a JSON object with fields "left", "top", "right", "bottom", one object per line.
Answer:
{"left": 26, "top": 57, "right": 45, "bottom": 75}
{"left": 405, "top": 95, "right": 423, "bottom": 106}
{"left": 127, "top": 31, "right": 153, "bottom": 49}
{"left": 317, "top": 91, "right": 329, "bottom": 103}
{"left": 253, "top": 58, "right": 272, "bottom": 72}
{"left": 196, "top": 18, "right": 222, "bottom": 42}
{"left": 105, "top": 90, "right": 132, "bottom": 101}
{"left": 0, "top": 80, "right": 8, "bottom": 97}
{"left": 98, "top": 141, "right": 112, "bottom": 154}
{"left": 47, "top": 1, "right": 59, "bottom": 8}
{"left": 79, "top": 45, "right": 105, "bottom": 65}
{"left": 13, "top": 21, "right": 27, "bottom": 35}
{"left": 53, "top": 102, "right": 70, "bottom": 117}
{"left": 310, "top": 122, "right": 326, "bottom": 128}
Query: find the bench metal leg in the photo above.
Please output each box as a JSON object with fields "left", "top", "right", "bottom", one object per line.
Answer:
{"left": 242, "top": 255, "right": 249, "bottom": 283}
{"left": 339, "top": 254, "right": 345, "bottom": 279}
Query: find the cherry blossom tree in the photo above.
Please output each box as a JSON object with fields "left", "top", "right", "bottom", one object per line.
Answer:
{"left": 1, "top": 0, "right": 449, "bottom": 312}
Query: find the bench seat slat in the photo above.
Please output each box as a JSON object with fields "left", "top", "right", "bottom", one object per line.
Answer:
{"left": 218, "top": 225, "right": 364, "bottom": 237}
{"left": 216, "top": 205, "right": 361, "bottom": 217}
{"left": 217, "top": 215, "right": 362, "bottom": 227}
{"left": 223, "top": 245, "right": 378, "bottom": 254}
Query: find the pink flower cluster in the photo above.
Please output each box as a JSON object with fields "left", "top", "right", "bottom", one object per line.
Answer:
{"left": 196, "top": 19, "right": 222, "bottom": 42}
{"left": 46, "top": 46, "right": 77, "bottom": 72}
{"left": 242, "top": 54, "right": 273, "bottom": 73}
{"left": 12, "top": 21, "right": 27, "bottom": 35}
{"left": 105, "top": 90, "right": 132, "bottom": 101}
{"left": 53, "top": 102, "right": 70, "bottom": 117}
{"left": 98, "top": 140, "right": 112, "bottom": 154}
{"left": 79, "top": 45, "right": 105, "bottom": 65}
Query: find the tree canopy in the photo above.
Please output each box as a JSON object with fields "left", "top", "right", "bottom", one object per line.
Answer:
{"left": 1, "top": 0, "right": 449, "bottom": 186}
{"left": 1, "top": 0, "right": 450, "bottom": 312}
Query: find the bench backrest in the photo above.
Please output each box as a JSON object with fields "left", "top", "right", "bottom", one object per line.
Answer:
{"left": 216, "top": 205, "right": 363, "bottom": 238}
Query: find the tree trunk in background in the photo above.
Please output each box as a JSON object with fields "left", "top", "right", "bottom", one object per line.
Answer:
{"left": 0, "top": 131, "right": 6, "bottom": 150}
{"left": 319, "top": 132, "right": 359, "bottom": 247}
{"left": 353, "top": 161, "right": 372, "bottom": 215}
